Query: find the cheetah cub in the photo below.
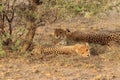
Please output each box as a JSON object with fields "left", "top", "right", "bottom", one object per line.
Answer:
{"left": 32, "top": 43, "right": 90, "bottom": 57}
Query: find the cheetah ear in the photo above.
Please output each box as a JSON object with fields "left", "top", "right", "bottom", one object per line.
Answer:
{"left": 66, "top": 28, "right": 71, "bottom": 32}
{"left": 85, "top": 43, "right": 89, "bottom": 46}
{"left": 84, "top": 42, "right": 90, "bottom": 48}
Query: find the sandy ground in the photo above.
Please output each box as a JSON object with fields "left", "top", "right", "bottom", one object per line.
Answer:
{"left": 0, "top": 11, "right": 120, "bottom": 80}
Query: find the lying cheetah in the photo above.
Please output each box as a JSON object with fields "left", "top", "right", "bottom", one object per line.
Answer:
{"left": 54, "top": 28, "right": 120, "bottom": 46}
{"left": 32, "top": 43, "right": 90, "bottom": 57}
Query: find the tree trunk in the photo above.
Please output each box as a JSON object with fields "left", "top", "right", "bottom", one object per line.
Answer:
{"left": 20, "top": 0, "right": 39, "bottom": 53}
{"left": 20, "top": 23, "right": 36, "bottom": 53}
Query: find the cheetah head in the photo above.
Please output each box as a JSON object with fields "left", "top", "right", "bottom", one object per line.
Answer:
{"left": 74, "top": 43, "right": 90, "bottom": 57}
{"left": 54, "top": 28, "right": 70, "bottom": 39}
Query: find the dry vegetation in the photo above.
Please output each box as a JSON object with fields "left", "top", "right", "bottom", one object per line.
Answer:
{"left": 0, "top": 0, "right": 120, "bottom": 80}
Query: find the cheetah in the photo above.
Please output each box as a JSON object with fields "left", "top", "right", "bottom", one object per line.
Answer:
{"left": 54, "top": 28, "right": 70, "bottom": 40}
{"left": 54, "top": 28, "right": 120, "bottom": 46}
{"left": 54, "top": 28, "right": 70, "bottom": 45}
{"left": 32, "top": 43, "right": 90, "bottom": 57}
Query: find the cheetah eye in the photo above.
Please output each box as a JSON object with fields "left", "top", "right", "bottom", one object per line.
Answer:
{"left": 81, "top": 52, "right": 84, "bottom": 54}
{"left": 86, "top": 49, "right": 89, "bottom": 51}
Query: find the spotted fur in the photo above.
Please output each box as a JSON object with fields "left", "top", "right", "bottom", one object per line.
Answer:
{"left": 54, "top": 28, "right": 120, "bottom": 45}
{"left": 32, "top": 43, "right": 90, "bottom": 57}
